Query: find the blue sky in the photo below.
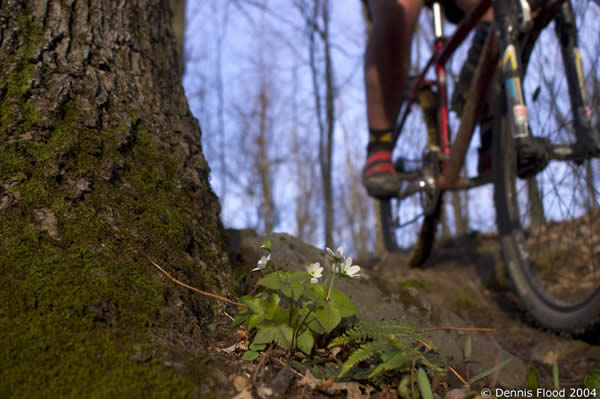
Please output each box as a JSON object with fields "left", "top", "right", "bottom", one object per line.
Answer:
{"left": 181, "top": 0, "right": 600, "bottom": 253}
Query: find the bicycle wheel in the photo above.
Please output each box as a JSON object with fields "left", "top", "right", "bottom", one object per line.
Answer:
{"left": 494, "top": 0, "right": 600, "bottom": 332}
{"left": 378, "top": 85, "right": 443, "bottom": 266}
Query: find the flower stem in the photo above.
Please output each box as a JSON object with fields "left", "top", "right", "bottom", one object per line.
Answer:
{"left": 326, "top": 262, "right": 338, "bottom": 301}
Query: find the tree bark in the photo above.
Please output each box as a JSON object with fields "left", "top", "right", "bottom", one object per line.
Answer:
{"left": 0, "top": 0, "right": 230, "bottom": 396}
{"left": 169, "top": 0, "right": 186, "bottom": 77}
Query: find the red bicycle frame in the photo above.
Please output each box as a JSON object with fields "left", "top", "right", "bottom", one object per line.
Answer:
{"left": 394, "top": 0, "right": 495, "bottom": 190}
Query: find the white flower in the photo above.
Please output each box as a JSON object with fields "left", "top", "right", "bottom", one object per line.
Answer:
{"left": 340, "top": 257, "right": 360, "bottom": 278}
{"left": 252, "top": 254, "right": 271, "bottom": 271}
{"left": 326, "top": 246, "right": 344, "bottom": 259}
{"left": 306, "top": 262, "right": 323, "bottom": 284}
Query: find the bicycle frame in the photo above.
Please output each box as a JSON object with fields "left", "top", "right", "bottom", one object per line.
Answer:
{"left": 394, "top": 0, "right": 496, "bottom": 193}
{"left": 393, "top": 0, "right": 594, "bottom": 198}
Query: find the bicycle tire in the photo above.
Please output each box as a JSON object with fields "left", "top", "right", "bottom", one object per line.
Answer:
{"left": 378, "top": 193, "right": 443, "bottom": 266}
{"left": 494, "top": 0, "right": 600, "bottom": 332}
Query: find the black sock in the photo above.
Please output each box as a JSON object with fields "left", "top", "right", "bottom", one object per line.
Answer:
{"left": 367, "top": 128, "right": 395, "bottom": 155}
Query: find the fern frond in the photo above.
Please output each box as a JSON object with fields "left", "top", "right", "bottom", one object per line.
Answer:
{"left": 338, "top": 341, "right": 387, "bottom": 377}
{"left": 329, "top": 319, "right": 425, "bottom": 349}
{"left": 369, "top": 350, "right": 414, "bottom": 379}
{"left": 328, "top": 325, "right": 367, "bottom": 347}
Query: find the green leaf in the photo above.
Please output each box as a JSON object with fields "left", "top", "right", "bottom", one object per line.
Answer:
{"left": 584, "top": 371, "right": 600, "bottom": 390}
{"left": 271, "top": 307, "right": 290, "bottom": 324}
{"left": 418, "top": 368, "right": 434, "bottom": 399}
{"left": 288, "top": 271, "right": 312, "bottom": 284}
{"left": 253, "top": 324, "right": 294, "bottom": 350}
{"left": 296, "top": 330, "right": 315, "bottom": 355}
{"left": 233, "top": 307, "right": 251, "bottom": 328}
{"left": 249, "top": 343, "right": 267, "bottom": 351}
{"left": 280, "top": 282, "right": 304, "bottom": 300}
{"left": 398, "top": 376, "right": 411, "bottom": 399}
{"left": 330, "top": 289, "right": 357, "bottom": 317}
{"left": 248, "top": 314, "right": 264, "bottom": 331}
{"left": 259, "top": 272, "right": 285, "bottom": 291}
{"left": 242, "top": 351, "right": 259, "bottom": 361}
{"left": 263, "top": 293, "right": 280, "bottom": 319}
{"left": 469, "top": 358, "right": 512, "bottom": 384}
{"left": 527, "top": 366, "right": 540, "bottom": 390}
{"left": 242, "top": 296, "right": 268, "bottom": 314}
{"left": 553, "top": 357, "right": 560, "bottom": 390}
{"left": 306, "top": 314, "right": 326, "bottom": 335}
{"left": 261, "top": 240, "right": 272, "bottom": 251}
{"left": 316, "top": 302, "right": 341, "bottom": 333}
{"left": 306, "top": 283, "right": 327, "bottom": 300}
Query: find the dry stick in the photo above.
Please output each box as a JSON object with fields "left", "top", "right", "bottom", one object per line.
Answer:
{"left": 449, "top": 366, "right": 469, "bottom": 386}
{"left": 272, "top": 357, "right": 304, "bottom": 377}
{"left": 149, "top": 259, "right": 248, "bottom": 308}
{"left": 424, "top": 327, "right": 495, "bottom": 333}
{"left": 223, "top": 311, "right": 235, "bottom": 322}
{"left": 252, "top": 344, "right": 273, "bottom": 384}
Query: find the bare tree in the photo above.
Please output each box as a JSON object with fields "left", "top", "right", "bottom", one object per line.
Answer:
{"left": 296, "top": 0, "right": 337, "bottom": 248}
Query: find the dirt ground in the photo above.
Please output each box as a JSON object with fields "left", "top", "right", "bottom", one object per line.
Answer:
{"left": 202, "top": 231, "right": 600, "bottom": 398}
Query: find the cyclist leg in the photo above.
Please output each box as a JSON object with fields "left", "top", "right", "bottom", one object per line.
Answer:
{"left": 363, "top": 0, "right": 424, "bottom": 198}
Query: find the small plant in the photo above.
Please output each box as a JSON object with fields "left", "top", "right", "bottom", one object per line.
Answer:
{"left": 329, "top": 319, "right": 445, "bottom": 386}
{"left": 235, "top": 241, "right": 359, "bottom": 356}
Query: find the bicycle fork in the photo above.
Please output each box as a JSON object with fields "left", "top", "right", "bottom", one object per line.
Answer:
{"left": 493, "top": 0, "right": 600, "bottom": 162}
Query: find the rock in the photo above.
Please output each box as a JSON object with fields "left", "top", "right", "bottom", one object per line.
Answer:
{"left": 269, "top": 368, "right": 295, "bottom": 397}
{"left": 444, "top": 388, "right": 469, "bottom": 399}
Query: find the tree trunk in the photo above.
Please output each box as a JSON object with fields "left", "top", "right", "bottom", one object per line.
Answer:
{"left": 257, "top": 87, "right": 275, "bottom": 234}
{"left": 169, "top": 0, "right": 186, "bottom": 77}
{"left": 0, "top": 1, "right": 230, "bottom": 396}
{"left": 527, "top": 177, "right": 546, "bottom": 226}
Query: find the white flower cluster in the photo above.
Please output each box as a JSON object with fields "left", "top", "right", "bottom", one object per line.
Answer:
{"left": 326, "top": 246, "right": 360, "bottom": 278}
{"left": 252, "top": 245, "right": 360, "bottom": 283}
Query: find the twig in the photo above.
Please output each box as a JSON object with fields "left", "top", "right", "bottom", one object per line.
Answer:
{"left": 272, "top": 357, "right": 304, "bottom": 377}
{"left": 449, "top": 366, "right": 469, "bottom": 386}
{"left": 424, "top": 327, "right": 495, "bottom": 333}
{"left": 224, "top": 311, "right": 235, "bottom": 321}
{"left": 149, "top": 259, "right": 247, "bottom": 308}
{"left": 252, "top": 344, "right": 273, "bottom": 384}
{"left": 418, "top": 340, "right": 433, "bottom": 351}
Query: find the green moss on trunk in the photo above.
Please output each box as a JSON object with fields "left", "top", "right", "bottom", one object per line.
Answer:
{"left": 1, "top": 5, "right": 228, "bottom": 398}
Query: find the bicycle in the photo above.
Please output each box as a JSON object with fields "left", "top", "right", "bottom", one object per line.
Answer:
{"left": 378, "top": 0, "right": 600, "bottom": 333}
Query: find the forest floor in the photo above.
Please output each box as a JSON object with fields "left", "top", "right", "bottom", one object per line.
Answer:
{"left": 200, "top": 230, "right": 600, "bottom": 399}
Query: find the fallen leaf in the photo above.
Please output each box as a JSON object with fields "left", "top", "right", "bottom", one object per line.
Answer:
{"left": 237, "top": 329, "right": 249, "bottom": 340}
{"left": 256, "top": 384, "right": 273, "bottom": 399}
{"left": 233, "top": 375, "right": 251, "bottom": 393}
{"left": 218, "top": 343, "right": 239, "bottom": 353}
{"left": 298, "top": 370, "right": 374, "bottom": 398}
{"left": 233, "top": 390, "right": 253, "bottom": 399}
{"left": 330, "top": 347, "right": 342, "bottom": 358}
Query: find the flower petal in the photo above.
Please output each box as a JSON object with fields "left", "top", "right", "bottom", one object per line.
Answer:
{"left": 347, "top": 265, "right": 360, "bottom": 277}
